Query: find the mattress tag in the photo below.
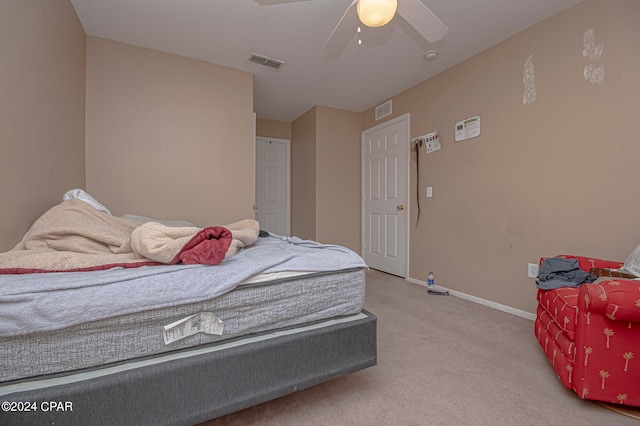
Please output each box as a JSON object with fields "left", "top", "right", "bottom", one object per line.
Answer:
{"left": 163, "top": 312, "right": 224, "bottom": 345}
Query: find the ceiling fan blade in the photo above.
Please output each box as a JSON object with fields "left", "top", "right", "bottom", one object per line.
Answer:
{"left": 323, "top": 0, "right": 359, "bottom": 51}
{"left": 397, "top": 0, "right": 448, "bottom": 43}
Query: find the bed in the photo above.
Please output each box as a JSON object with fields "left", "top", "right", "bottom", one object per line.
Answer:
{"left": 0, "top": 197, "right": 377, "bottom": 425}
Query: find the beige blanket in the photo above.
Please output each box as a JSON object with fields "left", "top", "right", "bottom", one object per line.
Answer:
{"left": 0, "top": 199, "right": 259, "bottom": 273}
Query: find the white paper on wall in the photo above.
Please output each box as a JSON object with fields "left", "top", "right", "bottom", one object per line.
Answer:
{"left": 583, "top": 29, "right": 604, "bottom": 61}
{"left": 584, "top": 64, "right": 605, "bottom": 84}
{"left": 523, "top": 54, "right": 536, "bottom": 105}
{"left": 454, "top": 116, "right": 480, "bottom": 142}
{"left": 583, "top": 28, "right": 605, "bottom": 84}
{"left": 424, "top": 131, "right": 441, "bottom": 153}
{"left": 411, "top": 131, "right": 441, "bottom": 154}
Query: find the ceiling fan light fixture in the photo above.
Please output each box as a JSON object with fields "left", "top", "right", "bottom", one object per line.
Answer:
{"left": 357, "top": 0, "right": 398, "bottom": 28}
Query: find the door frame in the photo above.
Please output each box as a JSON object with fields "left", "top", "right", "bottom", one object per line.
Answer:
{"left": 255, "top": 136, "right": 291, "bottom": 236}
{"left": 361, "top": 113, "right": 410, "bottom": 278}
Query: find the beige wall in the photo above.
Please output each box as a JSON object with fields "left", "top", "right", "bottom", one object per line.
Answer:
{"left": 0, "top": 0, "right": 86, "bottom": 251}
{"left": 362, "top": 0, "right": 640, "bottom": 313}
{"left": 85, "top": 37, "right": 255, "bottom": 226}
{"left": 256, "top": 119, "right": 291, "bottom": 140}
{"left": 315, "top": 106, "right": 361, "bottom": 251}
{"left": 291, "top": 107, "right": 317, "bottom": 239}
{"left": 290, "top": 106, "right": 361, "bottom": 250}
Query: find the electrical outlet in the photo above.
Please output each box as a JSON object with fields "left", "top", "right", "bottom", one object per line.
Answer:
{"left": 528, "top": 263, "right": 539, "bottom": 278}
{"left": 426, "top": 187, "right": 432, "bottom": 198}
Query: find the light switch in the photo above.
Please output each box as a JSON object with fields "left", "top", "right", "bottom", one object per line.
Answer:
{"left": 426, "top": 187, "right": 432, "bottom": 198}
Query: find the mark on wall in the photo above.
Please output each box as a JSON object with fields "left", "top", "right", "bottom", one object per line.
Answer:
{"left": 583, "top": 28, "right": 604, "bottom": 84}
{"left": 523, "top": 54, "right": 536, "bottom": 105}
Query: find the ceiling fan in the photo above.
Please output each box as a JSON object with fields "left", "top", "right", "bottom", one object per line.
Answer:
{"left": 255, "top": 0, "right": 449, "bottom": 51}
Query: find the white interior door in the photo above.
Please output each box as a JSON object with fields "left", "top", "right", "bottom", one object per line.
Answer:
{"left": 362, "top": 114, "right": 409, "bottom": 277}
{"left": 255, "top": 137, "right": 290, "bottom": 236}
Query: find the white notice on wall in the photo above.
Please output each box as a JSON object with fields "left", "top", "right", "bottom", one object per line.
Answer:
{"left": 455, "top": 116, "right": 481, "bottom": 142}
{"left": 425, "top": 130, "right": 441, "bottom": 153}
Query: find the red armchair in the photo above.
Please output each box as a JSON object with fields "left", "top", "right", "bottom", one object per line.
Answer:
{"left": 535, "top": 255, "right": 640, "bottom": 407}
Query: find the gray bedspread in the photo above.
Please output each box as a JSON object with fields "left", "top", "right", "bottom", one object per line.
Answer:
{"left": 0, "top": 235, "right": 367, "bottom": 337}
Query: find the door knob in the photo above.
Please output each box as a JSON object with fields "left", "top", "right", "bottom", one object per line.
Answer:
{"left": 397, "top": 204, "right": 405, "bottom": 211}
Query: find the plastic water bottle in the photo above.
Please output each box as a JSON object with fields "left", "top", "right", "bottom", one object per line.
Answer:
{"left": 427, "top": 271, "right": 435, "bottom": 290}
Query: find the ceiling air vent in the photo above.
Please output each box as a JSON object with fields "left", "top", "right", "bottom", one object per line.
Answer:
{"left": 249, "top": 52, "right": 285, "bottom": 70}
{"left": 375, "top": 99, "right": 392, "bottom": 120}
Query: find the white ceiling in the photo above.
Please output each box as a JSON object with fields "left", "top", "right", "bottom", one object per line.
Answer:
{"left": 69, "top": 0, "right": 583, "bottom": 123}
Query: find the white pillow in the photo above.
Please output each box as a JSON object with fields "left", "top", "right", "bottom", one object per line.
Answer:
{"left": 623, "top": 243, "right": 640, "bottom": 277}
{"left": 62, "top": 189, "right": 111, "bottom": 215}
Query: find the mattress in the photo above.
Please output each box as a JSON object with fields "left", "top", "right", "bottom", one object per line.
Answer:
{"left": 0, "top": 234, "right": 367, "bottom": 337}
{"left": 1, "top": 267, "right": 366, "bottom": 383}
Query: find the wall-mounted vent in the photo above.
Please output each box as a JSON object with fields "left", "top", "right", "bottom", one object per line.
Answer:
{"left": 249, "top": 52, "right": 286, "bottom": 70}
{"left": 375, "top": 99, "right": 392, "bottom": 120}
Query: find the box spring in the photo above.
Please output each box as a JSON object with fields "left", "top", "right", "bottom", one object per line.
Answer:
{"left": 0, "top": 310, "right": 377, "bottom": 425}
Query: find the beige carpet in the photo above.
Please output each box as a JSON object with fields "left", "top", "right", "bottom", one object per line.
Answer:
{"left": 200, "top": 270, "right": 637, "bottom": 426}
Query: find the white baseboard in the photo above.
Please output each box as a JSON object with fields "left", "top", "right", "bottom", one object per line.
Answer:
{"left": 405, "top": 277, "right": 536, "bottom": 321}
